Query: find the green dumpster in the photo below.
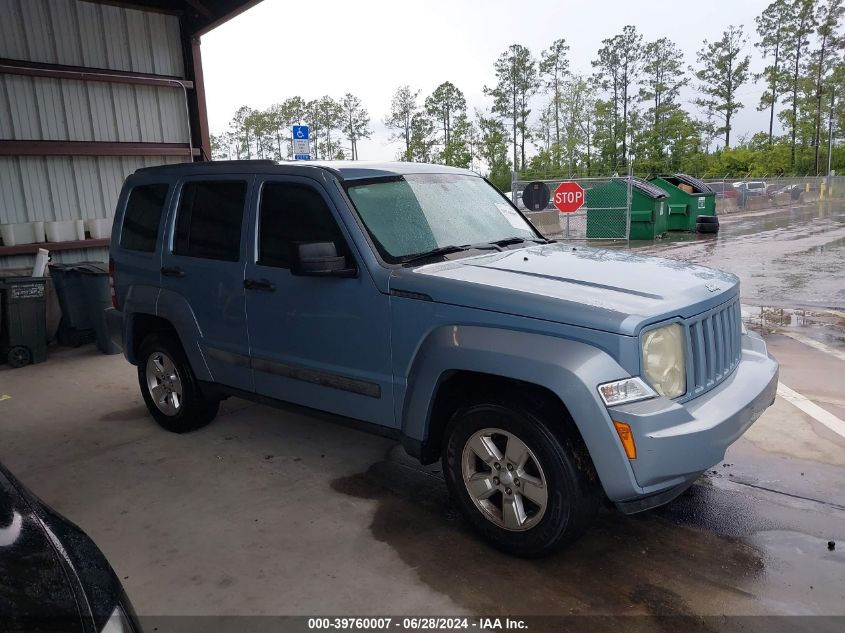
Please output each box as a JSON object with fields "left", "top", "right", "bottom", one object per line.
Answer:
{"left": 649, "top": 174, "right": 716, "bottom": 231}
{"left": 585, "top": 178, "right": 669, "bottom": 240}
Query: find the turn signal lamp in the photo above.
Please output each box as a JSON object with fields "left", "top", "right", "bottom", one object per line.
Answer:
{"left": 613, "top": 421, "right": 637, "bottom": 459}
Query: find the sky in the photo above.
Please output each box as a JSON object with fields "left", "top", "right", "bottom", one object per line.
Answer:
{"left": 202, "top": 0, "right": 775, "bottom": 164}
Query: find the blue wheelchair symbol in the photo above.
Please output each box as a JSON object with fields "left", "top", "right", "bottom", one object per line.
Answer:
{"left": 293, "top": 125, "right": 309, "bottom": 140}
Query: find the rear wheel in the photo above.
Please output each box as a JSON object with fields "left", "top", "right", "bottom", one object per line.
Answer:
{"left": 442, "top": 397, "right": 599, "bottom": 557}
{"left": 137, "top": 333, "right": 219, "bottom": 433}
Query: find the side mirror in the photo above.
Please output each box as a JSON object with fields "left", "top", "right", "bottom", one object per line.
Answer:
{"left": 292, "top": 242, "right": 356, "bottom": 278}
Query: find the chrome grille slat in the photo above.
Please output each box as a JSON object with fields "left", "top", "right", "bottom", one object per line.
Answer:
{"left": 684, "top": 297, "right": 742, "bottom": 399}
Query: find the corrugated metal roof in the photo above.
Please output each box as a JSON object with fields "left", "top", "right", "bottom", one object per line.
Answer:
{"left": 0, "top": 0, "right": 185, "bottom": 76}
{"left": 0, "top": 155, "right": 187, "bottom": 224}
{"left": 0, "top": 75, "right": 189, "bottom": 143}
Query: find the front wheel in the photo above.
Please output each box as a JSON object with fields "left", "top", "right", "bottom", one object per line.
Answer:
{"left": 442, "top": 398, "right": 599, "bottom": 557}
{"left": 137, "top": 333, "right": 219, "bottom": 433}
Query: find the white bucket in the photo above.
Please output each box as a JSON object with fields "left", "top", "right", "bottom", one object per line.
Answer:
{"left": 45, "top": 220, "right": 81, "bottom": 243}
{"left": 0, "top": 222, "right": 45, "bottom": 246}
{"left": 87, "top": 218, "right": 113, "bottom": 240}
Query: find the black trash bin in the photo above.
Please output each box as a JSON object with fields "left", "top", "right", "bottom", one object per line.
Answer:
{"left": 76, "top": 263, "right": 121, "bottom": 355}
{"left": 0, "top": 276, "right": 49, "bottom": 368}
{"left": 49, "top": 262, "right": 98, "bottom": 347}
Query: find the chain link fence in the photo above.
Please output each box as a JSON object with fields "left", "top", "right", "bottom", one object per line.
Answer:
{"left": 510, "top": 176, "right": 633, "bottom": 240}
{"left": 702, "top": 175, "right": 845, "bottom": 213}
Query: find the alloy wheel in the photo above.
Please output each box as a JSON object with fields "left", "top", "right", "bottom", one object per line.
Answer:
{"left": 461, "top": 427, "right": 548, "bottom": 531}
{"left": 145, "top": 352, "right": 183, "bottom": 416}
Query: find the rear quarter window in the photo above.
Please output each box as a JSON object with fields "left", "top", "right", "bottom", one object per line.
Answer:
{"left": 120, "top": 184, "right": 169, "bottom": 252}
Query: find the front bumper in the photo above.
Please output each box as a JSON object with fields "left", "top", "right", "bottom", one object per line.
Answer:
{"left": 608, "top": 330, "right": 778, "bottom": 511}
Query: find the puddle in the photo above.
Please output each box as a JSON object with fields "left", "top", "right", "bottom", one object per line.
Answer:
{"left": 331, "top": 447, "right": 774, "bottom": 617}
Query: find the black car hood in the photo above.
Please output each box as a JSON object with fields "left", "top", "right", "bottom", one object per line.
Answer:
{"left": 0, "top": 464, "right": 123, "bottom": 632}
{"left": 0, "top": 466, "right": 84, "bottom": 632}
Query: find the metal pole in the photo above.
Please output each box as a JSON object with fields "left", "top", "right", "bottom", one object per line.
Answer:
{"left": 827, "top": 83, "right": 835, "bottom": 178}
{"left": 626, "top": 159, "right": 633, "bottom": 240}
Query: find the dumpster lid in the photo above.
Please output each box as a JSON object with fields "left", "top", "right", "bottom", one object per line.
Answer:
{"left": 673, "top": 173, "right": 715, "bottom": 194}
{"left": 628, "top": 177, "right": 669, "bottom": 200}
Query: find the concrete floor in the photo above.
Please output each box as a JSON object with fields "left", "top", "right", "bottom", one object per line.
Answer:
{"left": 1, "top": 202, "right": 844, "bottom": 623}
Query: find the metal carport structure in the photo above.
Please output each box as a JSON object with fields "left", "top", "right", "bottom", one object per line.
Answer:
{"left": 0, "top": 0, "right": 263, "bottom": 268}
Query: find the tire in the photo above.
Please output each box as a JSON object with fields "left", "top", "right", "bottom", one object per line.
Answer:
{"left": 7, "top": 346, "right": 32, "bottom": 368}
{"left": 137, "top": 332, "right": 219, "bottom": 433}
{"left": 696, "top": 221, "right": 719, "bottom": 234}
{"left": 696, "top": 215, "right": 719, "bottom": 224}
{"left": 442, "top": 396, "right": 600, "bottom": 557}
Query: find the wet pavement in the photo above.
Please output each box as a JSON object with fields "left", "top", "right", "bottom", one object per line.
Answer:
{"left": 0, "top": 200, "right": 843, "bottom": 627}
{"left": 629, "top": 201, "right": 845, "bottom": 309}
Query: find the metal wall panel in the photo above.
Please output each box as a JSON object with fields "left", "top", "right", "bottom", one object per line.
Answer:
{"left": 0, "top": 75, "right": 189, "bottom": 143}
{"left": 0, "top": 0, "right": 185, "bottom": 77}
{"left": 0, "top": 0, "right": 191, "bottom": 269}
{"left": 1, "top": 154, "right": 187, "bottom": 224}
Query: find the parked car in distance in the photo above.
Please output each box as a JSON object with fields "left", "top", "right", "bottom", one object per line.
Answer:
{"left": 707, "top": 182, "right": 739, "bottom": 199}
{"left": 775, "top": 184, "right": 804, "bottom": 201}
{"left": 0, "top": 462, "right": 141, "bottom": 632}
{"left": 744, "top": 181, "right": 767, "bottom": 197}
{"left": 106, "top": 160, "right": 778, "bottom": 557}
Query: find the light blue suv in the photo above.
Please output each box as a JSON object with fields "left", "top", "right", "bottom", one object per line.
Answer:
{"left": 106, "top": 161, "right": 778, "bottom": 556}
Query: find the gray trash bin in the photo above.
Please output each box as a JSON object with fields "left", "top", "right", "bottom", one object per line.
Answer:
{"left": 49, "top": 262, "right": 98, "bottom": 346}
{"left": 77, "top": 263, "right": 121, "bottom": 355}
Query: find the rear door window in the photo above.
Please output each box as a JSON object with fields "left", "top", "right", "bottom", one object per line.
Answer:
{"left": 120, "top": 184, "right": 169, "bottom": 252}
{"left": 174, "top": 181, "right": 247, "bottom": 262}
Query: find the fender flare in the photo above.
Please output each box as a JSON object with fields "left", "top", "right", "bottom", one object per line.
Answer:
{"left": 400, "top": 325, "right": 643, "bottom": 501}
{"left": 124, "top": 286, "right": 212, "bottom": 382}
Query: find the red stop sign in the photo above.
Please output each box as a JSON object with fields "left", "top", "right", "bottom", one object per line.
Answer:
{"left": 553, "top": 182, "right": 585, "bottom": 213}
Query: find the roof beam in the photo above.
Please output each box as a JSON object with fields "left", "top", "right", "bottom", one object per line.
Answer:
{"left": 0, "top": 58, "right": 192, "bottom": 89}
{"left": 0, "top": 141, "right": 200, "bottom": 157}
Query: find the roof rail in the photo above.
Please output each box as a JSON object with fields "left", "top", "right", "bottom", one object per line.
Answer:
{"left": 133, "top": 159, "right": 277, "bottom": 174}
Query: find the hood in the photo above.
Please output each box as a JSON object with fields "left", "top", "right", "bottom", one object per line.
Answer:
{"left": 0, "top": 466, "right": 85, "bottom": 632}
{"left": 0, "top": 463, "right": 124, "bottom": 631}
{"left": 389, "top": 243, "right": 738, "bottom": 335}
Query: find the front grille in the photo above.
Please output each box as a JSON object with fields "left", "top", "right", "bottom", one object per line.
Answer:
{"left": 685, "top": 298, "right": 742, "bottom": 398}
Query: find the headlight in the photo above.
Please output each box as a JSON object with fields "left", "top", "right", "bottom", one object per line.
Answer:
{"left": 641, "top": 324, "right": 686, "bottom": 398}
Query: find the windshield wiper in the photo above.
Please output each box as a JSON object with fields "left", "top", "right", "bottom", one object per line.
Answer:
{"left": 400, "top": 244, "right": 471, "bottom": 265}
{"left": 401, "top": 242, "right": 504, "bottom": 265}
{"left": 489, "top": 236, "right": 555, "bottom": 247}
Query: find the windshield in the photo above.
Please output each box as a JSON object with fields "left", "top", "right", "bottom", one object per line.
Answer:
{"left": 346, "top": 174, "right": 538, "bottom": 263}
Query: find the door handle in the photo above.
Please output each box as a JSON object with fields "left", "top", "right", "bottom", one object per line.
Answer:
{"left": 160, "top": 266, "right": 185, "bottom": 278}
{"left": 244, "top": 278, "right": 276, "bottom": 292}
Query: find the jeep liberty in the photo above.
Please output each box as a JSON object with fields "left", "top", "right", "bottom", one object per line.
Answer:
{"left": 106, "top": 161, "right": 778, "bottom": 556}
